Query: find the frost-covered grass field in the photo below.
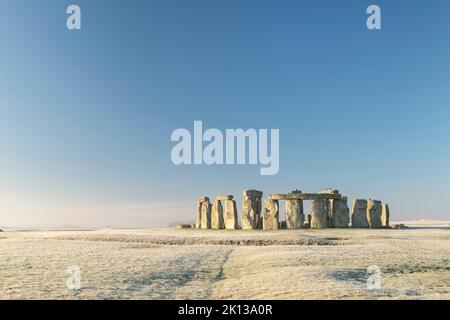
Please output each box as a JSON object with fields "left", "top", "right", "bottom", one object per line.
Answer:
{"left": 1, "top": 221, "right": 449, "bottom": 300}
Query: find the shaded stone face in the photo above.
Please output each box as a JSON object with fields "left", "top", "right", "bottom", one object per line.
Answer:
{"left": 352, "top": 199, "right": 369, "bottom": 228}
{"left": 331, "top": 197, "right": 350, "bottom": 228}
{"left": 285, "top": 199, "right": 304, "bottom": 229}
{"left": 367, "top": 200, "right": 382, "bottom": 229}
{"left": 311, "top": 199, "right": 328, "bottom": 229}
{"left": 381, "top": 204, "right": 390, "bottom": 227}
{"left": 263, "top": 198, "right": 279, "bottom": 230}
{"left": 241, "top": 196, "right": 259, "bottom": 230}
{"left": 200, "top": 200, "right": 212, "bottom": 229}
{"left": 224, "top": 200, "right": 238, "bottom": 230}
{"left": 211, "top": 200, "right": 225, "bottom": 229}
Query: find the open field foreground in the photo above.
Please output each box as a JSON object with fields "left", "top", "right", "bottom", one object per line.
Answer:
{"left": 1, "top": 221, "right": 449, "bottom": 300}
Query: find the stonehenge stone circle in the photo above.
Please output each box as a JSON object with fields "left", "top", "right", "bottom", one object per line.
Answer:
{"left": 311, "top": 199, "right": 328, "bottom": 229}
{"left": 285, "top": 191, "right": 304, "bottom": 229}
{"left": 382, "top": 203, "right": 390, "bottom": 227}
{"left": 211, "top": 199, "right": 225, "bottom": 229}
{"left": 224, "top": 199, "right": 238, "bottom": 230}
{"left": 263, "top": 198, "right": 279, "bottom": 230}
{"left": 352, "top": 199, "right": 369, "bottom": 228}
{"left": 241, "top": 190, "right": 263, "bottom": 230}
{"left": 367, "top": 199, "right": 382, "bottom": 229}
{"left": 193, "top": 189, "right": 390, "bottom": 231}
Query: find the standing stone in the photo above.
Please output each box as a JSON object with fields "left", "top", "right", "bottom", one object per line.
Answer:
{"left": 195, "top": 201, "right": 202, "bottom": 229}
{"left": 351, "top": 199, "right": 368, "bottom": 228}
{"left": 320, "top": 189, "right": 339, "bottom": 227}
{"left": 200, "top": 200, "right": 212, "bottom": 229}
{"left": 211, "top": 200, "right": 225, "bottom": 229}
{"left": 311, "top": 199, "right": 328, "bottom": 229}
{"left": 381, "top": 204, "right": 390, "bottom": 227}
{"left": 331, "top": 197, "right": 350, "bottom": 228}
{"left": 285, "top": 199, "right": 304, "bottom": 229}
{"left": 242, "top": 196, "right": 259, "bottom": 230}
{"left": 367, "top": 199, "right": 382, "bottom": 229}
{"left": 241, "top": 190, "right": 263, "bottom": 230}
{"left": 263, "top": 198, "right": 279, "bottom": 230}
{"left": 224, "top": 200, "right": 238, "bottom": 230}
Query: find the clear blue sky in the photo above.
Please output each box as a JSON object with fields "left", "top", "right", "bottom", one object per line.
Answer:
{"left": 1, "top": 0, "right": 449, "bottom": 228}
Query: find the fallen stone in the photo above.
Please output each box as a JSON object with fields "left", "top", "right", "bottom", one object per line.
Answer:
{"left": 382, "top": 203, "right": 390, "bottom": 227}
{"left": 366, "top": 199, "right": 382, "bottom": 229}
{"left": 351, "top": 199, "right": 368, "bottom": 228}
{"left": 224, "top": 199, "right": 238, "bottom": 230}
{"left": 285, "top": 199, "right": 304, "bottom": 229}
{"left": 393, "top": 223, "right": 408, "bottom": 229}
{"left": 211, "top": 200, "right": 225, "bottom": 229}
{"left": 311, "top": 199, "right": 328, "bottom": 228}
{"left": 263, "top": 198, "right": 279, "bottom": 230}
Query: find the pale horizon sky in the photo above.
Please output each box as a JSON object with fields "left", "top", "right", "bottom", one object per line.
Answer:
{"left": 1, "top": 0, "right": 450, "bottom": 229}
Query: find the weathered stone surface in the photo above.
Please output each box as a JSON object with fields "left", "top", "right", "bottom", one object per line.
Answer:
{"left": 289, "top": 193, "right": 342, "bottom": 200}
{"left": 381, "top": 204, "right": 390, "bottom": 227}
{"left": 263, "top": 198, "right": 279, "bottom": 230}
{"left": 311, "top": 199, "right": 328, "bottom": 229}
{"left": 197, "top": 196, "right": 209, "bottom": 203}
{"left": 285, "top": 199, "right": 304, "bottom": 229}
{"left": 195, "top": 201, "right": 202, "bottom": 229}
{"left": 211, "top": 200, "right": 225, "bottom": 229}
{"left": 351, "top": 199, "right": 368, "bottom": 228}
{"left": 367, "top": 199, "right": 382, "bottom": 229}
{"left": 241, "top": 196, "right": 259, "bottom": 230}
{"left": 331, "top": 197, "right": 350, "bottom": 228}
{"left": 200, "top": 200, "right": 212, "bottom": 229}
{"left": 319, "top": 189, "right": 339, "bottom": 194}
{"left": 216, "top": 195, "right": 233, "bottom": 201}
{"left": 269, "top": 194, "right": 288, "bottom": 200}
{"left": 243, "top": 189, "right": 263, "bottom": 198}
{"left": 224, "top": 200, "right": 238, "bottom": 230}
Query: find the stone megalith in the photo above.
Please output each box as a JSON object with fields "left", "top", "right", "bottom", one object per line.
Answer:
{"left": 241, "top": 190, "right": 263, "bottom": 230}
{"left": 211, "top": 199, "right": 225, "bottom": 229}
{"left": 285, "top": 197, "right": 304, "bottom": 229}
{"left": 224, "top": 198, "right": 238, "bottom": 230}
{"left": 263, "top": 198, "right": 279, "bottom": 230}
{"left": 320, "top": 189, "right": 339, "bottom": 227}
{"left": 200, "top": 199, "right": 212, "bottom": 229}
{"left": 351, "top": 199, "right": 368, "bottom": 228}
{"left": 381, "top": 204, "right": 390, "bottom": 227}
{"left": 311, "top": 199, "right": 328, "bottom": 229}
{"left": 367, "top": 199, "right": 382, "bottom": 229}
{"left": 196, "top": 197, "right": 209, "bottom": 229}
{"left": 331, "top": 196, "right": 350, "bottom": 228}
